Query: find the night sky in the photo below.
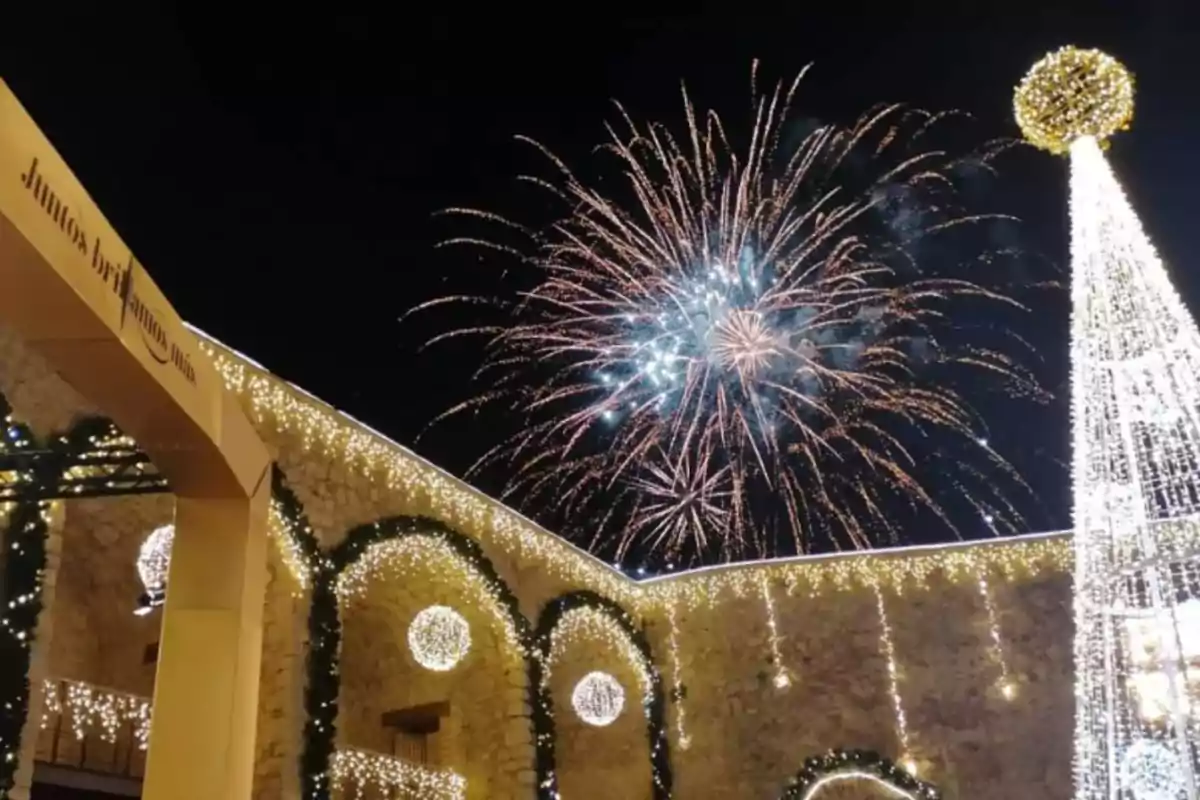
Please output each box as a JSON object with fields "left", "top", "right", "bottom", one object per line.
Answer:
{"left": 3, "top": 5, "right": 1198, "bottom": 567}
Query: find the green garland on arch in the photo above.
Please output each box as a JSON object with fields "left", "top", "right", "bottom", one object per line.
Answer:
{"left": 0, "top": 405, "right": 45, "bottom": 799}
{"left": 780, "top": 749, "right": 940, "bottom": 800}
{"left": 266, "top": 467, "right": 330, "bottom": 800}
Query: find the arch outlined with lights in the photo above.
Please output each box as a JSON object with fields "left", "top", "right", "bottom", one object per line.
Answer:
{"left": 270, "top": 469, "right": 541, "bottom": 800}
{"left": 532, "top": 590, "right": 673, "bottom": 799}
{"left": 779, "top": 749, "right": 940, "bottom": 800}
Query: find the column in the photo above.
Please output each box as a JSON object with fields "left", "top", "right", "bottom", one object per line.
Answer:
{"left": 141, "top": 485, "right": 269, "bottom": 800}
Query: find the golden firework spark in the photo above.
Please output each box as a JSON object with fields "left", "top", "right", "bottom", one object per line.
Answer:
{"left": 417, "top": 63, "right": 1048, "bottom": 564}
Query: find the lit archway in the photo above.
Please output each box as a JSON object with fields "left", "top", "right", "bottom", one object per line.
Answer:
{"left": 299, "top": 515, "right": 534, "bottom": 800}
{"left": 533, "top": 592, "right": 672, "bottom": 800}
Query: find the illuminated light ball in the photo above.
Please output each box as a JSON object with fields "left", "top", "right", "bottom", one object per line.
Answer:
{"left": 407, "top": 605, "right": 471, "bottom": 672}
{"left": 1014, "top": 46, "right": 1133, "bottom": 154}
{"left": 1120, "top": 738, "right": 1186, "bottom": 800}
{"left": 137, "top": 524, "right": 175, "bottom": 594}
{"left": 571, "top": 671, "right": 625, "bottom": 727}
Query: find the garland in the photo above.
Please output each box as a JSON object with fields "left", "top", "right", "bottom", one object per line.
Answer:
{"left": 0, "top": 405, "right": 44, "bottom": 799}
{"left": 0, "top": 412, "right": 125, "bottom": 797}
{"left": 780, "top": 749, "right": 940, "bottom": 800}
{"left": 268, "top": 468, "right": 329, "bottom": 800}
{"left": 532, "top": 591, "right": 673, "bottom": 799}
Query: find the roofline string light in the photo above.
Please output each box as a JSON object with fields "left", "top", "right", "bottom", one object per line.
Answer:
{"left": 196, "top": 329, "right": 1074, "bottom": 616}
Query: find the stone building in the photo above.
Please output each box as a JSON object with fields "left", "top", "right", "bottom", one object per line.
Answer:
{"left": 0, "top": 322, "right": 1075, "bottom": 800}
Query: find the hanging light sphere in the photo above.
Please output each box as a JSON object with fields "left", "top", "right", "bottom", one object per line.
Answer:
{"left": 1120, "top": 738, "right": 1187, "bottom": 800}
{"left": 137, "top": 524, "right": 175, "bottom": 596}
{"left": 407, "top": 605, "right": 471, "bottom": 672}
{"left": 1014, "top": 46, "right": 1134, "bottom": 154}
{"left": 571, "top": 671, "right": 625, "bottom": 727}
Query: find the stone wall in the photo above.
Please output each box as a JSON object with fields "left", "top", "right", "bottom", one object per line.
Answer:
{"left": 640, "top": 542, "right": 1074, "bottom": 800}
{"left": 202, "top": 334, "right": 1076, "bottom": 800}
{"left": 0, "top": 324, "right": 1079, "bottom": 800}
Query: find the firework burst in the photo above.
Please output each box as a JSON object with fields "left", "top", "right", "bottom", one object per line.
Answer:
{"left": 414, "top": 63, "right": 1050, "bottom": 565}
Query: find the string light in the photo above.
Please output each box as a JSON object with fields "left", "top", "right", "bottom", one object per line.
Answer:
{"left": 196, "top": 334, "right": 636, "bottom": 606}
{"left": 0, "top": 407, "right": 52, "bottom": 788}
{"left": 269, "top": 497, "right": 313, "bottom": 592}
{"left": 781, "top": 750, "right": 940, "bottom": 800}
{"left": 541, "top": 607, "right": 651, "bottom": 699}
{"left": 60, "top": 429, "right": 149, "bottom": 496}
{"left": 977, "top": 576, "right": 1016, "bottom": 699}
{"left": 798, "top": 771, "right": 921, "bottom": 800}
{"left": 407, "top": 605, "right": 471, "bottom": 672}
{"left": 1, "top": 504, "right": 53, "bottom": 650}
{"left": 571, "top": 671, "right": 625, "bottom": 727}
{"left": 1016, "top": 47, "right": 1200, "bottom": 800}
{"left": 336, "top": 532, "right": 524, "bottom": 660}
{"left": 874, "top": 583, "right": 913, "bottom": 772}
{"left": 664, "top": 604, "right": 690, "bottom": 751}
{"left": 639, "top": 533, "right": 1071, "bottom": 613}
{"left": 40, "top": 679, "right": 151, "bottom": 751}
{"left": 329, "top": 747, "right": 467, "bottom": 800}
{"left": 759, "top": 575, "right": 791, "bottom": 689}
{"left": 1121, "top": 738, "right": 1188, "bottom": 800}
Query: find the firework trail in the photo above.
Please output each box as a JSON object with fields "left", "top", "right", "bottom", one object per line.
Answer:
{"left": 413, "top": 63, "right": 1050, "bottom": 565}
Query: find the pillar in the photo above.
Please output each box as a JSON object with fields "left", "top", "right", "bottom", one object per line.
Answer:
{"left": 142, "top": 486, "right": 269, "bottom": 800}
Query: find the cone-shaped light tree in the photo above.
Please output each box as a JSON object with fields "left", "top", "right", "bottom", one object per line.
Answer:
{"left": 1016, "top": 46, "right": 1200, "bottom": 800}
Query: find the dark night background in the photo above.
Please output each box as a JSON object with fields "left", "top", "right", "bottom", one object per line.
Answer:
{"left": 2, "top": 4, "right": 1197, "bottom": 568}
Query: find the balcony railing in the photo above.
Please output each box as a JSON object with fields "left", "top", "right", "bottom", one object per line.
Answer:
{"left": 34, "top": 678, "right": 467, "bottom": 799}
{"left": 330, "top": 747, "right": 467, "bottom": 800}
{"left": 36, "top": 678, "right": 152, "bottom": 779}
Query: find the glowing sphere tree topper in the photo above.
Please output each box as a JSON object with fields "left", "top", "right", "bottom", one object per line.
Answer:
{"left": 1014, "top": 46, "right": 1133, "bottom": 154}
{"left": 571, "top": 671, "right": 625, "bottom": 727}
{"left": 1018, "top": 46, "right": 1200, "bottom": 800}
{"left": 407, "top": 606, "right": 471, "bottom": 672}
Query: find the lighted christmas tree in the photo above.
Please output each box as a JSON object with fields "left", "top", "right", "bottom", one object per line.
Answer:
{"left": 1016, "top": 47, "right": 1200, "bottom": 800}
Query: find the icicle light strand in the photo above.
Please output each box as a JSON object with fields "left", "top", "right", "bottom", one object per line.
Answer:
{"left": 874, "top": 584, "right": 914, "bottom": 773}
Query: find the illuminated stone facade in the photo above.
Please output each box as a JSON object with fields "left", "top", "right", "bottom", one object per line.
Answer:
{"left": 1, "top": 325, "right": 1074, "bottom": 800}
